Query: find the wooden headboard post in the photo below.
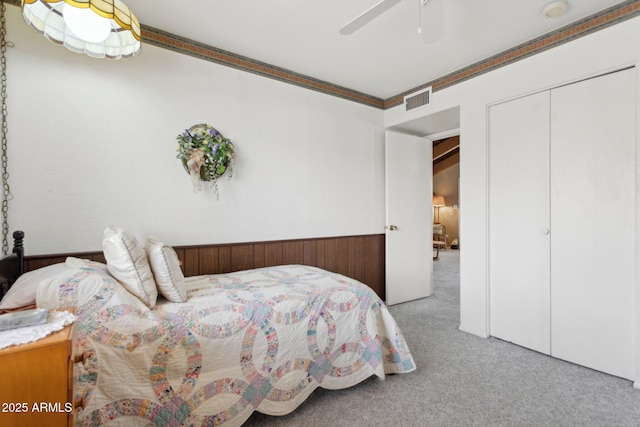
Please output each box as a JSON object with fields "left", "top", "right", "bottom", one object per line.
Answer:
{"left": 12, "top": 230, "right": 24, "bottom": 278}
{"left": 0, "top": 230, "right": 24, "bottom": 299}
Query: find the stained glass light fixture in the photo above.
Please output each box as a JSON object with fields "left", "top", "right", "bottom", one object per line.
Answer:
{"left": 21, "top": 0, "right": 141, "bottom": 59}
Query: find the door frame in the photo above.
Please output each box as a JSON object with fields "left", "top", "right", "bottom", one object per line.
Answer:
{"left": 383, "top": 119, "right": 461, "bottom": 307}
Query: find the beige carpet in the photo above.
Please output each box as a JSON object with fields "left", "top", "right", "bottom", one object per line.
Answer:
{"left": 245, "top": 250, "right": 640, "bottom": 426}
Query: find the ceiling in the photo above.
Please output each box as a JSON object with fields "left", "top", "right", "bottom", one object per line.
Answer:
{"left": 124, "top": 0, "right": 628, "bottom": 100}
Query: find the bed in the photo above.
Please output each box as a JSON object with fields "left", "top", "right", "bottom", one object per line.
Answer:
{"left": 0, "top": 229, "right": 416, "bottom": 426}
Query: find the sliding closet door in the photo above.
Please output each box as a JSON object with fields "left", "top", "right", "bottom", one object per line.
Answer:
{"left": 489, "top": 91, "right": 551, "bottom": 354}
{"left": 550, "top": 68, "right": 636, "bottom": 380}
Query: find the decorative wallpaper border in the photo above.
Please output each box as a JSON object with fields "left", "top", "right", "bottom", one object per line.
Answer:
{"left": 8, "top": 0, "right": 640, "bottom": 109}
{"left": 141, "top": 26, "right": 385, "bottom": 109}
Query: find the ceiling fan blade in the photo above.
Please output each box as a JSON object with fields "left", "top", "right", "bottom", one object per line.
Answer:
{"left": 339, "top": 0, "right": 402, "bottom": 35}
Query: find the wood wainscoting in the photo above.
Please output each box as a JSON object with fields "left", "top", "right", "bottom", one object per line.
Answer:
{"left": 24, "top": 234, "right": 386, "bottom": 300}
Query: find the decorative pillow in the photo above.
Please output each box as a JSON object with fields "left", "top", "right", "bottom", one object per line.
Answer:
{"left": 37, "top": 258, "right": 150, "bottom": 313}
{"left": 0, "top": 263, "right": 71, "bottom": 310}
{"left": 102, "top": 227, "right": 157, "bottom": 308}
{"left": 145, "top": 237, "right": 186, "bottom": 303}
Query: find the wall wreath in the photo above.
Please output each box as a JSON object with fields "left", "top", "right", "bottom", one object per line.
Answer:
{"left": 176, "top": 124, "right": 236, "bottom": 196}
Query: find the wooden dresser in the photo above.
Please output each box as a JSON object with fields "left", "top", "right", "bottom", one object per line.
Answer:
{"left": 0, "top": 320, "right": 77, "bottom": 427}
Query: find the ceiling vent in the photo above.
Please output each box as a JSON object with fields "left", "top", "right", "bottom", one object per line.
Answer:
{"left": 404, "top": 87, "right": 432, "bottom": 111}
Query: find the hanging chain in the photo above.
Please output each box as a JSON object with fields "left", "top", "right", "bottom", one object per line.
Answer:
{"left": 0, "top": 1, "right": 11, "bottom": 256}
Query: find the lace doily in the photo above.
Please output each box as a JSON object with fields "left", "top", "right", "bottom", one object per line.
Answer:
{"left": 0, "top": 310, "right": 76, "bottom": 350}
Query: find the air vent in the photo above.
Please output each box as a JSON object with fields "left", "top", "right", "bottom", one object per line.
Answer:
{"left": 404, "top": 87, "right": 432, "bottom": 111}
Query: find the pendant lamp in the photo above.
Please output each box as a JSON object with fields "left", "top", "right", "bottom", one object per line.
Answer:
{"left": 21, "top": 0, "right": 141, "bottom": 59}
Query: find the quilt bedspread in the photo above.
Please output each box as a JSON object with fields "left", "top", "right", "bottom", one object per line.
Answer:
{"left": 37, "top": 261, "right": 416, "bottom": 426}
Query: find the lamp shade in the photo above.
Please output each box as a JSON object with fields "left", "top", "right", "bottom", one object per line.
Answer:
{"left": 21, "top": 0, "right": 141, "bottom": 59}
{"left": 432, "top": 195, "right": 445, "bottom": 207}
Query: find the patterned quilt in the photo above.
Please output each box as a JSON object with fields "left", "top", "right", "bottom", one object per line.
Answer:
{"left": 37, "top": 261, "right": 416, "bottom": 426}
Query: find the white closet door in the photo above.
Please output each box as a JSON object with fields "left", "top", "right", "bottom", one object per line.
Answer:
{"left": 550, "top": 68, "right": 636, "bottom": 380}
{"left": 489, "top": 91, "right": 551, "bottom": 354}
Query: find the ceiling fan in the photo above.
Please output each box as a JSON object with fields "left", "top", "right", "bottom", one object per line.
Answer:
{"left": 339, "top": 0, "right": 444, "bottom": 42}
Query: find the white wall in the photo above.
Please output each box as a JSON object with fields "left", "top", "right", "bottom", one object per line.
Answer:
{"left": 6, "top": 7, "right": 385, "bottom": 255}
{"left": 385, "top": 15, "right": 640, "bottom": 354}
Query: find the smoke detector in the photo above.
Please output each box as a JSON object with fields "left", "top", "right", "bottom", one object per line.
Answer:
{"left": 543, "top": 1, "right": 569, "bottom": 18}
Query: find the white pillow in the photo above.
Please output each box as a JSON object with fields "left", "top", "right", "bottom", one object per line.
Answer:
{"left": 102, "top": 227, "right": 157, "bottom": 308}
{"left": 145, "top": 237, "right": 186, "bottom": 303}
{"left": 0, "top": 263, "right": 71, "bottom": 310}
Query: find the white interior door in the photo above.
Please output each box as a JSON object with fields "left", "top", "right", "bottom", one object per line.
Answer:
{"left": 385, "top": 130, "right": 432, "bottom": 305}
{"left": 550, "top": 68, "right": 636, "bottom": 380}
{"left": 488, "top": 91, "right": 551, "bottom": 354}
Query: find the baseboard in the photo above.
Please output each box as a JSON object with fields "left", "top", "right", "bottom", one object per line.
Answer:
{"left": 458, "top": 324, "right": 490, "bottom": 338}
